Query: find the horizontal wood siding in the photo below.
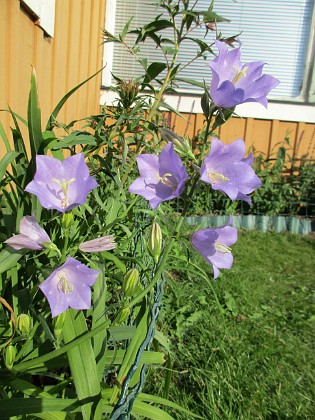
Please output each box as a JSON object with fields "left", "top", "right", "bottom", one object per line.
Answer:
{"left": 168, "top": 113, "right": 315, "bottom": 161}
{"left": 0, "top": 0, "right": 106, "bottom": 157}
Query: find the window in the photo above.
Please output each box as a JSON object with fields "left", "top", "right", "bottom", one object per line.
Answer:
{"left": 20, "top": 0, "right": 55, "bottom": 37}
{"left": 102, "top": 0, "right": 315, "bottom": 122}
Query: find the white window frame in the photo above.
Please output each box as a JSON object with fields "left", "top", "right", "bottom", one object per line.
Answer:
{"left": 100, "top": 0, "right": 315, "bottom": 123}
{"left": 20, "top": 0, "right": 55, "bottom": 37}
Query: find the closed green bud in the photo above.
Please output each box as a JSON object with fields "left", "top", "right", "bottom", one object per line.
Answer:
{"left": 113, "top": 307, "right": 130, "bottom": 325}
{"left": 4, "top": 345, "right": 17, "bottom": 369}
{"left": 160, "top": 128, "right": 194, "bottom": 159}
{"left": 148, "top": 221, "right": 162, "bottom": 264}
{"left": 16, "top": 314, "right": 32, "bottom": 336}
{"left": 123, "top": 268, "right": 139, "bottom": 298}
{"left": 62, "top": 213, "right": 73, "bottom": 230}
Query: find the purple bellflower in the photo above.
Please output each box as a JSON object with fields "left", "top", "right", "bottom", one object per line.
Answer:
{"left": 128, "top": 143, "right": 189, "bottom": 209}
{"left": 191, "top": 217, "right": 237, "bottom": 279}
{"left": 200, "top": 138, "right": 261, "bottom": 205}
{"left": 25, "top": 153, "right": 99, "bottom": 213}
{"left": 4, "top": 216, "right": 50, "bottom": 250}
{"left": 79, "top": 235, "right": 117, "bottom": 253}
{"left": 39, "top": 256, "right": 100, "bottom": 318}
{"left": 209, "top": 40, "right": 279, "bottom": 108}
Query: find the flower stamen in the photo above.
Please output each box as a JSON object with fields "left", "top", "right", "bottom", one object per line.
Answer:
{"left": 232, "top": 66, "right": 248, "bottom": 84}
{"left": 215, "top": 242, "right": 232, "bottom": 254}
{"left": 52, "top": 178, "right": 76, "bottom": 209}
{"left": 156, "top": 172, "right": 177, "bottom": 191}
{"left": 207, "top": 171, "right": 229, "bottom": 184}
{"left": 57, "top": 271, "right": 74, "bottom": 294}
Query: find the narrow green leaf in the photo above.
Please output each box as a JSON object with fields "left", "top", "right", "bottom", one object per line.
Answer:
{"left": 102, "top": 251, "right": 126, "bottom": 274}
{"left": 138, "top": 393, "right": 204, "bottom": 418}
{"left": 46, "top": 67, "right": 104, "bottom": 131}
{"left": 0, "top": 398, "right": 80, "bottom": 418}
{"left": 143, "top": 62, "right": 167, "bottom": 85}
{"left": 120, "top": 17, "right": 133, "bottom": 41}
{"left": 104, "top": 350, "right": 165, "bottom": 366}
{"left": 0, "top": 248, "right": 26, "bottom": 274}
{"left": 47, "top": 133, "right": 97, "bottom": 150}
{"left": 0, "top": 151, "right": 20, "bottom": 180}
{"left": 174, "top": 77, "right": 206, "bottom": 89}
{"left": 109, "top": 325, "right": 136, "bottom": 341}
{"left": 28, "top": 68, "right": 43, "bottom": 157}
{"left": 0, "top": 120, "right": 11, "bottom": 152}
{"left": 63, "top": 310, "right": 102, "bottom": 420}
{"left": 13, "top": 319, "right": 110, "bottom": 372}
{"left": 110, "top": 304, "right": 149, "bottom": 403}
{"left": 132, "top": 400, "right": 175, "bottom": 420}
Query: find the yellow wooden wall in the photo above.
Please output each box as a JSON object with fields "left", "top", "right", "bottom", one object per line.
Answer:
{"left": 1, "top": 0, "right": 313, "bottom": 163}
{"left": 168, "top": 113, "right": 315, "bottom": 161}
{"left": 0, "top": 0, "right": 106, "bottom": 157}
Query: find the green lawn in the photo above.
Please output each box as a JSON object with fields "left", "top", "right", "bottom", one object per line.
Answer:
{"left": 147, "top": 231, "right": 315, "bottom": 419}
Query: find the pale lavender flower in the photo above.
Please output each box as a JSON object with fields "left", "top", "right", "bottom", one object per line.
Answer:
{"left": 128, "top": 143, "right": 189, "bottom": 209}
{"left": 191, "top": 217, "right": 237, "bottom": 279}
{"left": 4, "top": 216, "right": 50, "bottom": 250}
{"left": 79, "top": 235, "right": 117, "bottom": 252}
{"left": 39, "top": 256, "right": 100, "bottom": 318}
{"left": 209, "top": 40, "right": 279, "bottom": 108}
{"left": 200, "top": 138, "right": 261, "bottom": 205}
{"left": 25, "top": 153, "right": 98, "bottom": 213}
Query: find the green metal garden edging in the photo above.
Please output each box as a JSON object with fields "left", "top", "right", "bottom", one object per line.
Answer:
{"left": 185, "top": 215, "right": 314, "bottom": 235}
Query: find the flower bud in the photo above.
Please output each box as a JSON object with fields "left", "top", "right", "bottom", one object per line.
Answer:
{"left": 16, "top": 314, "right": 32, "bottom": 336}
{"left": 123, "top": 268, "right": 139, "bottom": 298}
{"left": 148, "top": 221, "right": 162, "bottom": 264}
{"left": 113, "top": 307, "right": 130, "bottom": 325}
{"left": 4, "top": 345, "right": 17, "bottom": 369}
{"left": 62, "top": 213, "right": 73, "bottom": 230}
{"left": 160, "top": 128, "right": 194, "bottom": 159}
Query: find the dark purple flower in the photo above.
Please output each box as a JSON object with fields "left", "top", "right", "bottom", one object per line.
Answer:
{"left": 4, "top": 216, "right": 50, "bottom": 250}
{"left": 39, "top": 256, "right": 100, "bottom": 318}
{"left": 79, "top": 235, "right": 117, "bottom": 252}
{"left": 128, "top": 143, "right": 189, "bottom": 209}
{"left": 191, "top": 217, "right": 237, "bottom": 279}
{"left": 200, "top": 138, "right": 261, "bottom": 205}
{"left": 209, "top": 40, "right": 279, "bottom": 108}
{"left": 25, "top": 154, "right": 98, "bottom": 213}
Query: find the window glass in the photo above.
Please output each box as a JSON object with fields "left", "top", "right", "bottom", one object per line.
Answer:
{"left": 108, "top": 0, "right": 314, "bottom": 100}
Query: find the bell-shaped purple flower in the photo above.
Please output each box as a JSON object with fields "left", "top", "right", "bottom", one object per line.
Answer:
{"left": 25, "top": 153, "right": 99, "bottom": 213}
{"left": 79, "top": 235, "right": 117, "bottom": 253}
{"left": 191, "top": 217, "right": 237, "bottom": 279}
{"left": 4, "top": 216, "right": 50, "bottom": 250}
{"left": 209, "top": 40, "right": 279, "bottom": 108}
{"left": 200, "top": 138, "right": 261, "bottom": 205}
{"left": 39, "top": 256, "right": 100, "bottom": 318}
{"left": 128, "top": 143, "right": 189, "bottom": 209}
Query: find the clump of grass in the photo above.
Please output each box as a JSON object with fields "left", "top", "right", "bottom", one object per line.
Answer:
{"left": 146, "top": 232, "right": 315, "bottom": 419}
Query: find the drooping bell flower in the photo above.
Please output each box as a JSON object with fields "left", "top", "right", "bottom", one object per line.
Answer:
{"left": 128, "top": 143, "right": 189, "bottom": 209}
{"left": 191, "top": 217, "right": 237, "bottom": 279}
{"left": 4, "top": 215, "right": 51, "bottom": 250}
{"left": 200, "top": 138, "right": 261, "bottom": 205}
{"left": 39, "top": 256, "right": 100, "bottom": 318}
{"left": 209, "top": 40, "right": 279, "bottom": 108}
{"left": 25, "top": 153, "right": 99, "bottom": 213}
{"left": 79, "top": 235, "right": 117, "bottom": 253}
